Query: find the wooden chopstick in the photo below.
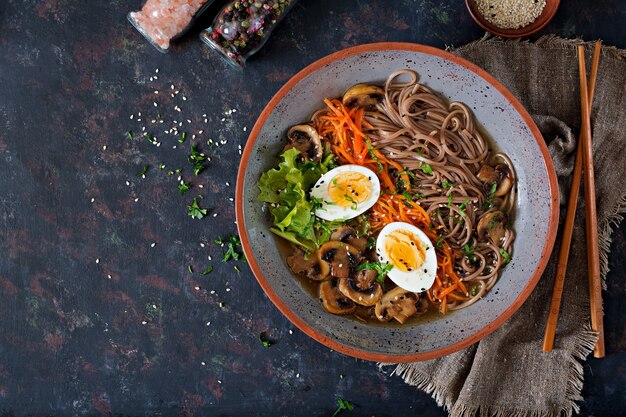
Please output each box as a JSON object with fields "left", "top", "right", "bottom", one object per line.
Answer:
{"left": 543, "top": 41, "right": 602, "bottom": 353}
{"left": 578, "top": 44, "right": 605, "bottom": 358}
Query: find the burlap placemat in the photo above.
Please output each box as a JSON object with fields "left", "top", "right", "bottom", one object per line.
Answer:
{"left": 383, "top": 36, "right": 626, "bottom": 417}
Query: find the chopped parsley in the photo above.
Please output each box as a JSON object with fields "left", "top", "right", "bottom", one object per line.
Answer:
{"left": 421, "top": 162, "right": 433, "bottom": 175}
{"left": 215, "top": 235, "right": 246, "bottom": 263}
{"left": 458, "top": 199, "right": 470, "bottom": 216}
{"left": 144, "top": 132, "right": 156, "bottom": 144}
{"left": 435, "top": 236, "right": 446, "bottom": 249}
{"left": 356, "top": 261, "right": 393, "bottom": 283}
{"left": 399, "top": 168, "right": 417, "bottom": 180}
{"left": 332, "top": 398, "right": 354, "bottom": 417}
{"left": 259, "top": 332, "right": 272, "bottom": 348}
{"left": 187, "top": 265, "right": 193, "bottom": 273}
{"left": 470, "top": 285, "right": 479, "bottom": 296}
{"left": 488, "top": 182, "right": 497, "bottom": 200}
{"left": 462, "top": 243, "right": 476, "bottom": 261}
{"left": 187, "top": 195, "right": 208, "bottom": 219}
{"left": 158, "top": 162, "right": 166, "bottom": 170}
{"left": 188, "top": 145, "right": 207, "bottom": 176}
{"left": 440, "top": 180, "right": 453, "bottom": 189}
{"left": 178, "top": 181, "right": 191, "bottom": 195}
{"left": 366, "top": 236, "right": 376, "bottom": 250}
{"left": 447, "top": 193, "right": 453, "bottom": 207}
{"left": 126, "top": 131, "right": 133, "bottom": 140}
{"left": 499, "top": 248, "right": 512, "bottom": 265}
{"left": 200, "top": 265, "right": 213, "bottom": 275}
{"left": 178, "top": 132, "right": 187, "bottom": 143}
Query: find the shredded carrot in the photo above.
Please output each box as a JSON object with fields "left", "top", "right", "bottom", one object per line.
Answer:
{"left": 313, "top": 99, "right": 470, "bottom": 313}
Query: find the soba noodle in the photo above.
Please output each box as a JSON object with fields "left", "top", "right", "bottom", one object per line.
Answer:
{"left": 315, "top": 70, "right": 516, "bottom": 311}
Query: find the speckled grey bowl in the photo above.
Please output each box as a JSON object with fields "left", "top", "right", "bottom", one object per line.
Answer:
{"left": 236, "top": 43, "right": 558, "bottom": 362}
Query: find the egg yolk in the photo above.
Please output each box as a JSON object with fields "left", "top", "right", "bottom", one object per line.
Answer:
{"left": 384, "top": 230, "right": 426, "bottom": 272}
{"left": 327, "top": 172, "right": 372, "bottom": 208}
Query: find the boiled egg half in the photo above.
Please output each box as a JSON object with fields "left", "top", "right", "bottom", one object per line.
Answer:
{"left": 310, "top": 165, "right": 380, "bottom": 221}
{"left": 376, "top": 222, "right": 438, "bottom": 292}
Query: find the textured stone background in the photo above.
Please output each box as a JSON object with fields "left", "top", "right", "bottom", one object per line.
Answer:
{"left": 0, "top": 1, "right": 624, "bottom": 416}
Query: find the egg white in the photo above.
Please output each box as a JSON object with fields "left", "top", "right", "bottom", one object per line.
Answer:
{"left": 376, "top": 222, "right": 438, "bottom": 293}
{"left": 310, "top": 165, "right": 380, "bottom": 221}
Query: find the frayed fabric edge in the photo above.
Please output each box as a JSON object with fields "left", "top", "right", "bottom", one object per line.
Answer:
{"left": 598, "top": 191, "right": 626, "bottom": 288}
{"left": 448, "top": 34, "right": 626, "bottom": 61}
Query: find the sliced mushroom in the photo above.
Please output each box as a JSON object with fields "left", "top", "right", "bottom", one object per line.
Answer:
{"left": 374, "top": 286, "right": 419, "bottom": 324}
{"left": 476, "top": 164, "right": 513, "bottom": 197}
{"left": 476, "top": 165, "right": 498, "bottom": 184}
{"left": 286, "top": 248, "right": 330, "bottom": 281}
{"left": 330, "top": 226, "right": 368, "bottom": 253}
{"left": 338, "top": 269, "right": 383, "bottom": 307}
{"left": 493, "top": 164, "right": 513, "bottom": 197}
{"left": 285, "top": 124, "right": 323, "bottom": 162}
{"left": 477, "top": 210, "right": 507, "bottom": 245}
{"left": 319, "top": 240, "right": 361, "bottom": 279}
{"left": 319, "top": 279, "right": 357, "bottom": 315}
{"left": 342, "top": 83, "right": 385, "bottom": 109}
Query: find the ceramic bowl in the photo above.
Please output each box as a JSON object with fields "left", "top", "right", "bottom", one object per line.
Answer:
{"left": 465, "top": 0, "right": 560, "bottom": 38}
{"left": 236, "top": 43, "right": 558, "bottom": 362}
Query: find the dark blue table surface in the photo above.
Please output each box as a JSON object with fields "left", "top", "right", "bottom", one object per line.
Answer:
{"left": 0, "top": 1, "right": 624, "bottom": 416}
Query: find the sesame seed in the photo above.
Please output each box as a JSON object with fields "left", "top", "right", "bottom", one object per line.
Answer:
{"left": 206, "top": 321, "right": 211, "bottom": 326}
{"left": 195, "top": 286, "right": 200, "bottom": 290}
{"left": 142, "top": 320, "right": 147, "bottom": 324}
{"left": 90, "top": 198, "right": 95, "bottom": 203}
{"left": 155, "top": 68, "right": 159, "bottom": 73}
{"left": 182, "top": 96, "right": 187, "bottom": 101}
{"left": 213, "top": 213, "right": 218, "bottom": 217}
{"left": 289, "top": 329, "right": 293, "bottom": 334}
{"left": 201, "top": 361, "right": 206, "bottom": 366}
{"left": 208, "top": 255, "right": 212, "bottom": 261}
{"left": 154, "top": 90, "right": 159, "bottom": 94}
{"left": 130, "top": 114, "right": 134, "bottom": 120}
{"left": 95, "top": 258, "right": 100, "bottom": 264}
{"left": 150, "top": 242, "right": 156, "bottom": 248}
{"left": 226, "top": 288, "right": 231, "bottom": 292}
{"left": 243, "top": 127, "right": 247, "bottom": 132}
{"left": 210, "top": 290, "right": 215, "bottom": 294}
{"left": 153, "top": 102, "right": 158, "bottom": 107}
{"left": 134, "top": 198, "right": 139, "bottom": 202}
{"left": 200, "top": 243, "right": 205, "bottom": 248}
{"left": 107, "top": 274, "right": 112, "bottom": 279}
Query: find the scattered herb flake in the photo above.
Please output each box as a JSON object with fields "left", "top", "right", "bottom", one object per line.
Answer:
{"left": 435, "top": 236, "right": 446, "bottom": 249}
{"left": 332, "top": 398, "right": 354, "bottom": 417}
{"left": 421, "top": 163, "right": 433, "bottom": 175}
{"left": 366, "top": 236, "right": 376, "bottom": 250}
{"left": 187, "top": 265, "right": 193, "bottom": 273}
{"left": 462, "top": 243, "right": 476, "bottom": 261}
{"left": 499, "top": 248, "right": 512, "bottom": 265}
{"left": 158, "top": 162, "right": 166, "bottom": 170}
{"left": 187, "top": 195, "right": 208, "bottom": 219}
{"left": 259, "top": 332, "right": 272, "bottom": 348}
{"left": 441, "top": 180, "right": 453, "bottom": 189}
{"left": 488, "top": 182, "right": 497, "bottom": 200}
{"left": 138, "top": 165, "right": 150, "bottom": 177}
{"left": 178, "top": 181, "right": 191, "bottom": 195}
{"left": 200, "top": 265, "right": 213, "bottom": 275}
{"left": 356, "top": 261, "right": 393, "bottom": 283}
{"left": 126, "top": 131, "right": 133, "bottom": 140}
{"left": 178, "top": 132, "right": 187, "bottom": 143}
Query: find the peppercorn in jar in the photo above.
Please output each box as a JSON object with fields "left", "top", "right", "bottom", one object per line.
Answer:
{"left": 201, "top": 0, "right": 297, "bottom": 68}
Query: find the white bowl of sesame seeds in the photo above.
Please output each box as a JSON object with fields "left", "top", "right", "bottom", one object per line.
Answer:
{"left": 466, "top": 0, "right": 560, "bottom": 38}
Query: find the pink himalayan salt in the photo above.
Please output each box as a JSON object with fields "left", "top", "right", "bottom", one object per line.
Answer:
{"left": 130, "top": 0, "right": 208, "bottom": 50}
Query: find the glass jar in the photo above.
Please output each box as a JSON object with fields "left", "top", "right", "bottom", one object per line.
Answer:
{"left": 200, "top": 0, "right": 298, "bottom": 68}
{"left": 128, "top": 0, "right": 215, "bottom": 53}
